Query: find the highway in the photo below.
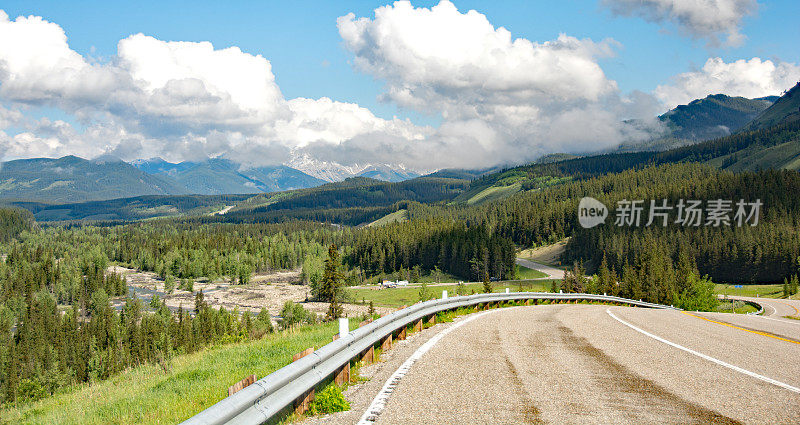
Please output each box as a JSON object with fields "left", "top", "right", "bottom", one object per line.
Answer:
{"left": 323, "top": 304, "right": 800, "bottom": 425}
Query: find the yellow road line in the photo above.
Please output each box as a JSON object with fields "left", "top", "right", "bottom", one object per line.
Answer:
{"left": 682, "top": 311, "right": 800, "bottom": 345}
{"left": 772, "top": 300, "right": 800, "bottom": 316}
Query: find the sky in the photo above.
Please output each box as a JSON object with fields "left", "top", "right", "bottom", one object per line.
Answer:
{"left": 0, "top": 0, "right": 798, "bottom": 172}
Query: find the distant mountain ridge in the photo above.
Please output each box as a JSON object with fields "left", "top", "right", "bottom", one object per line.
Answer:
{"left": 617, "top": 94, "right": 777, "bottom": 153}
{"left": 131, "top": 158, "right": 327, "bottom": 195}
{"left": 745, "top": 82, "right": 800, "bottom": 130}
{"left": 0, "top": 155, "right": 188, "bottom": 203}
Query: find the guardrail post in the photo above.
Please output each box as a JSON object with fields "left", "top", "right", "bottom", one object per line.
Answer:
{"left": 334, "top": 362, "right": 350, "bottom": 386}
{"left": 397, "top": 326, "right": 407, "bottom": 340}
{"left": 294, "top": 388, "right": 315, "bottom": 416}
{"left": 414, "top": 318, "right": 423, "bottom": 333}
{"left": 381, "top": 334, "right": 392, "bottom": 351}
{"left": 292, "top": 347, "right": 314, "bottom": 362}
{"left": 361, "top": 345, "right": 375, "bottom": 364}
{"left": 426, "top": 314, "right": 436, "bottom": 326}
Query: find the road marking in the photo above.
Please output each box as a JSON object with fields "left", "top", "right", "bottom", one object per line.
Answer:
{"left": 750, "top": 313, "right": 800, "bottom": 327}
{"left": 682, "top": 312, "right": 800, "bottom": 345}
{"left": 357, "top": 308, "right": 505, "bottom": 425}
{"left": 773, "top": 299, "right": 800, "bottom": 316}
{"left": 606, "top": 308, "right": 800, "bottom": 394}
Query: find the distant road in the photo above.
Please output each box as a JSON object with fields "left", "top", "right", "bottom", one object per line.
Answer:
{"left": 366, "top": 305, "right": 800, "bottom": 424}
{"left": 515, "top": 257, "right": 565, "bottom": 280}
{"left": 729, "top": 295, "right": 800, "bottom": 319}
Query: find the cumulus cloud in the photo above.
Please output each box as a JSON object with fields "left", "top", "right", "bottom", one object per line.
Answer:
{"left": 0, "top": 9, "right": 425, "bottom": 167}
{"left": 602, "top": 0, "right": 757, "bottom": 46}
{"left": 336, "top": 0, "right": 660, "bottom": 168}
{"left": 655, "top": 57, "right": 800, "bottom": 108}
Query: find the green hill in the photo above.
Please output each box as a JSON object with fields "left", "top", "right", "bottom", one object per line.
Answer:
{"left": 222, "top": 176, "right": 470, "bottom": 225}
{"left": 617, "top": 94, "right": 776, "bottom": 153}
{"left": 5, "top": 194, "right": 253, "bottom": 222}
{"left": 0, "top": 156, "right": 188, "bottom": 202}
{"left": 745, "top": 82, "right": 800, "bottom": 130}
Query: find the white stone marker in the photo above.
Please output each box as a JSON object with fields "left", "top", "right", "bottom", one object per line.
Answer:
{"left": 442, "top": 290, "right": 448, "bottom": 299}
{"left": 339, "top": 317, "right": 349, "bottom": 338}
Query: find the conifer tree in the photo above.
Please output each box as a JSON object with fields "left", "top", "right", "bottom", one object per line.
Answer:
{"left": 321, "top": 244, "right": 344, "bottom": 320}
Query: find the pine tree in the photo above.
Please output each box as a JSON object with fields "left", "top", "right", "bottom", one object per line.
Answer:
{"left": 321, "top": 244, "right": 344, "bottom": 320}
{"left": 482, "top": 272, "right": 492, "bottom": 293}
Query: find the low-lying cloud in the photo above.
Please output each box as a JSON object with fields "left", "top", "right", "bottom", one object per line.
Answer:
{"left": 655, "top": 57, "right": 800, "bottom": 108}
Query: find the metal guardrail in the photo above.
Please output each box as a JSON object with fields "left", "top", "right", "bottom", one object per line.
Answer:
{"left": 180, "top": 292, "right": 678, "bottom": 425}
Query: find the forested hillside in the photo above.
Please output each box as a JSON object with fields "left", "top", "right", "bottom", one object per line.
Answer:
{"left": 0, "top": 156, "right": 188, "bottom": 202}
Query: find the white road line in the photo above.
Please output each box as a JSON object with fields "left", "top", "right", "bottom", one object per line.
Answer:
{"left": 357, "top": 308, "right": 505, "bottom": 425}
{"left": 606, "top": 308, "right": 800, "bottom": 394}
{"left": 749, "top": 313, "right": 800, "bottom": 327}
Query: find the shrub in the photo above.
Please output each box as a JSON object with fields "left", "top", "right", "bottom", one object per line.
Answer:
{"left": 308, "top": 384, "right": 350, "bottom": 415}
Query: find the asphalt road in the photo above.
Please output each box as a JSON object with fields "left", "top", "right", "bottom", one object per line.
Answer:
{"left": 366, "top": 305, "right": 800, "bottom": 424}
{"left": 732, "top": 296, "right": 800, "bottom": 319}
{"left": 515, "top": 258, "right": 565, "bottom": 280}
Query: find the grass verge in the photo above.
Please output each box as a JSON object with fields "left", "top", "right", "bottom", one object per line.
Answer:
{"left": 714, "top": 283, "right": 784, "bottom": 298}
{"left": 1, "top": 321, "right": 347, "bottom": 425}
{"left": 349, "top": 281, "right": 556, "bottom": 308}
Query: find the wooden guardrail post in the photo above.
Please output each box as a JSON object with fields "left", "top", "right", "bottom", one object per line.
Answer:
{"left": 228, "top": 374, "right": 257, "bottom": 396}
{"left": 292, "top": 347, "right": 315, "bottom": 415}
{"left": 426, "top": 314, "right": 436, "bottom": 326}
{"left": 381, "top": 334, "right": 392, "bottom": 351}
{"left": 414, "top": 318, "right": 422, "bottom": 333}
{"left": 361, "top": 345, "right": 374, "bottom": 364}
{"left": 397, "top": 326, "right": 407, "bottom": 340}
{"left": 334, "top": 363, "right": 350, "bottom": 386}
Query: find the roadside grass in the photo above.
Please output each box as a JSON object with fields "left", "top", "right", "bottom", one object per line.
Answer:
{"left": 714, "top": 284, "right": 784, "bottom": 298}
{"left": 359, "top": 271, "right": 461, "bottom": 286}
{"left": 0, "top": 321, "right": 348, "bottom": 425}
{"left": 515, "top": 264, "right": 547, "bottom": 279}
{"left": 348, "top": 281, "right": 556, "bottom": 308}
{"left": 715, "top": 300, "right": 759, "bottom": 314}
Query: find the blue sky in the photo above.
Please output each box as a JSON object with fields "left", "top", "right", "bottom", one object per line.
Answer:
{"left": 3, "top": 0, "right": 797, "bottom": 124}
{"left": 0, "top": 0, "right": 798, "bottom": 169}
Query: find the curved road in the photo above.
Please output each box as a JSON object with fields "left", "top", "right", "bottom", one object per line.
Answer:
{"left": 515, "top": 258, "right": 565, "bottom": 280}
{"left": 369, "top": 305, "right": 800, "bottom": 424}
{"left": 731, "top": 296, "right": 800, "bottom": 319}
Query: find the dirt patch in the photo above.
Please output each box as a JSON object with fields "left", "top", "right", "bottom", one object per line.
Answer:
{"left": 108, "top": 265, "right": 391, "bottom": 318}
{"left": 518, "top": 238, "right": 569, "bottom": 266}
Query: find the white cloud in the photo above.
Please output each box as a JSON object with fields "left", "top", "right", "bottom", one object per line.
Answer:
{"left": 0, "top": 10, "right": 425, "bottom": 167}
{"left": 602, "top": 0, "right": 757, "bottom": 46}
{"left": 336, "top": 0, "right": 659, "bottom": 168}
{"left": 655, "top": 57, "right": 800, "bottom": 108}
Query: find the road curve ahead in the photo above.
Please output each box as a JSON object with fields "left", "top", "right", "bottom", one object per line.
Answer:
{"left": 732, "top": 296, "right": 800, "bottom": 319}
{"left": 371, "top": 305, "right": 800, "bottom": 425}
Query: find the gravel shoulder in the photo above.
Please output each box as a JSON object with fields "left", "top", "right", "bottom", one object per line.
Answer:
{"left": 296, "top": 314, "right": 478, "bottom": 425}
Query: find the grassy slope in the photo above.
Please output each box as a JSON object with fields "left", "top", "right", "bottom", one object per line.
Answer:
{"left": 367, "top": 209, "right": 409, "bottom": 227}
{"left": 349, "top": 280, "right": 554, "bottom": 308}
{"left": 714, "top": 283, "right": 784, "bottom": 298}
{"left": 1, "top": 322, "right": 344, "bottom": 425}
{"left": 465, "top": 182, "right": 522, "bottom": 205}
{"left": 515, "top": 264, "right": 547, "bottom": 279}
{"left": 708, "top": 140, "right": 800, "bottom": 171}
